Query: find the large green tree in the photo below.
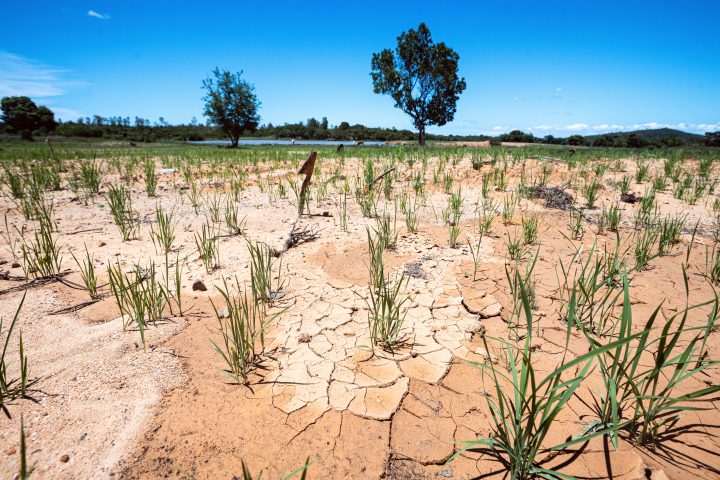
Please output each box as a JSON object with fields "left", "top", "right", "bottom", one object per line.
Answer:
{"left": 706, "top": 132, "right": 720, "bottom": 147}
{"left": 0, "top": 96, "right": 56, "bottom": 139}
{"left": 202, "top": 68, "right": 260, "bottom": 147}
{"left": 370, "top": 23, "right": 466, "bottom": 146}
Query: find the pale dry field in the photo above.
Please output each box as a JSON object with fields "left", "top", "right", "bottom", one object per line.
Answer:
{"left": 2, "top": 144, "right": 720, "bottom": 479}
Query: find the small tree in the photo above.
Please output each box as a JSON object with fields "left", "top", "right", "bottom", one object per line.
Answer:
{"left": 705, "top": 132, "right": 720, "bottom": 147}
{"left": 567, "top": 134, "right": 586, "bottom": 146}
{"left": 371, "top": 23, "right": 466, "bottom": 146}
{"left": 0, "top": 96, "right": 56, "bottom": 140}
{"left": 202, "top": 68, "right": 260, "bottom": 147}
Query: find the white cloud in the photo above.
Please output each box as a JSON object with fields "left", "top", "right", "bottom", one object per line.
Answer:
{"left": 555, "top": 87, "right": 564, "bottom": 92}
{"left": 492, "top": 125, "right": 505, "bottom": 131}
{"left": 0, "top": 51, "right": 89, "bottom": 98}
{"left": 525, "top": 121, "right": 720, "bottom": 135}
{"left": 88, "top": 10, "right": 110, "bottom": 20}
{"left": 528, "top": 125, "right": 553, "bottom": 132}
{"left": 51, "top": 107, "right": 83, "bottom": 121}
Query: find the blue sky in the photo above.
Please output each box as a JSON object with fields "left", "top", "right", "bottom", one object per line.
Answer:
{"left": 1, "top": 1, "right": 719, "bottom": 136}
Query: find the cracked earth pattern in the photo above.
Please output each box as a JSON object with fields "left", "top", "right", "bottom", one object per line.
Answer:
{"left": 264, "top": 232, "right": 502, "bottom": 422}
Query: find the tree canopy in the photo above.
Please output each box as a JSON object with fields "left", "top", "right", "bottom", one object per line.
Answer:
{"left": 370, "top": 23, "right": 466, "bottom": 145}
{"left": 1, "top": 96, "right": 56, "bottom": 139}
{"left": 202, "top": 68, "right": 260, "bottom": 147}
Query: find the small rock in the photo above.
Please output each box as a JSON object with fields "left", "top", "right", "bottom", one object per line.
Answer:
{"left": 298, "top": 333, "right": 312, "bottom": 343}
{"left": 192, "top": 279, "right": 207, "bottom": 291}
{"left": 80, "top": 433, "right": 87, "bottom": 441}
{"left": 98, "top": 241, "right": 106, "bottom": 247}
{"left": 11, "top": 262, "right": 21, "bottom": 269}
{"left": 60, "top": 454, "right": 70, "bottom": 463}
{"left": 5, "top": 447, "right": 16, "bottom": 455}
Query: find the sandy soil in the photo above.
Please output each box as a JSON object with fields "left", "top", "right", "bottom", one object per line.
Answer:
{"left": 2, "top": 151, "right": 720, "bottom": 479}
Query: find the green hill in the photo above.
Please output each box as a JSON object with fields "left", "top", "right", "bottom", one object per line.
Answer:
{"left": 585, "top": 127, "right": 705, "bottom": 146}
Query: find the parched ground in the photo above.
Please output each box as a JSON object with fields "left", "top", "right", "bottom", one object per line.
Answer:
{"left": 2, "top": 149, "right": 720, "bottom": 479}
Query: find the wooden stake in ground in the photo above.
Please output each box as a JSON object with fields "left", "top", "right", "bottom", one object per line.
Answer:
{"left": 297, "top": 151, "right": 317, "bottom": 215}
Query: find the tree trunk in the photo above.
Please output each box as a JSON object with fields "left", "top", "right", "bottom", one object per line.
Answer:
{"left": 418, "top": 125, "right": 426, "bottom": 146}
{"left": 230, "top": 135, "right": 239, "bottom": 148}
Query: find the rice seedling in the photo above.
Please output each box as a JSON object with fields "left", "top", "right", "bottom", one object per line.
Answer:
{"left": 357, "top": 187, "right": 377, "bottom": 218}
{"left": 336, "top": 190, "right": 348, "bottom": 232}
{"left": 224, "top": 199, "right": 246, "bottom": 236}
{"left": 502, "top": 194, "right": 515, "bottom": 225}
{"left": 481, "top": 172, "right": 492, "bottom": 198}
{"left": 150, "top": 204, "right": 176, "bottom": 254}
{"left": 568, "top": 208, "right": 584, "bottom": 240}
{"left": 2, "top": 166, "right": 24, "bottom": 199}
{"left": 496, "top": 168, "right": 508, "bottom": 191}
{"left": 467, "top": 233, "right": 484, "bottom": 281}
{"left": 606, "top": 202, "right": 622, "bottom": 231}
{"left": 402, "top": 192, "right": 421, "bottom": 233}
{"left": 18, "top": 415, "right": 34, "bottom": 479}
{"left": 556, "top": 235, "right": 631, "bottom": 335}
{"left": 583, "top": 178, "right": 600, "bottom": 208}
{"left": 107, "top": 261, "right": 167, "bottom": 347}
{"left": 673, "top": 177, "right": 688, "bottom": 201}
{"left": 506, "top": 230, "right": 524, "bottom": 261}
{"left": 277, "top": 180, "right": 287, "bottom": 199}
{"left": 205, "top": 192, "right": 223, "bottom": 224}
{"left": 195, "top": 222, "right": 220, "bottom": 273}
{"left": 634, "top": 227, "right": 659, "bottom": 270}
{"left": 477, "top": 199, "right": 497, "bottom": 235}
{"left": 505, "top": 248, "right": 539, "bottom": 326}
{"left": 412, "top": 170, "right": 425, "bottom": 195}
{"left": 374, "top": 206, "right": 398, "bottom": 250}
{"left": 71, "top": 245, "right": 100, "bottom": 299}
{"left": 382, "top": 168, "right": 395, "bottom": 200}
{"left": 365, "top": 271, "right": 410, "bottom": 352}
{"left": 447, "top": 188, "right": 463, "bottom": 248}
{"left": 443, "top": 170, "right": 454, "bottom": 193}
{"left": 19, "top": 222, "right": 62, "bottom": 278}
{"left": 187, "top": 181, "right": 202, "bottom": 214}
{"left": 583, "top": 268, "right": 720, "bottom": 447}
{"left": 594, "top": 162, "right": 608, "bottom": 178}
{"left": 521, "top": 213, "right": 539, "bottom": 245}
{"left": 210, "top": 277, "right": 287, "bottom": 385}
{"left": 107, "top": 184, "right": 139, "bottom": 241}
{"left": 248, "top": 241, "right": 286, "bottom": 304}
{"left": 144, "top": 158, "right": 157, "bottom": 196}
{"left": 80, "top": 161, "right": 102, "bottom": 195}
{"left": 699, "top": 156, "right": 714, "bottom": 179}
{"left": 366, "top": 228, "right": 386, "bottom": 292}
{"left": 451, "top": 279, "right": 635, "bottom": 479}
{"left": 1, "top": 293, "right": 29, "bottom": 418}
{"left": 635, "top": 160, "right": 650, "bottom": 183}
{"left": 618, "top": 175, "right": 631, "bottom": 196}
{"left": 651, "top": 175, "right": 667, "bottom": 192}
{"left": 657, "top": 213, "right": 686, "bottom": 255}
{"left": 705, "top": 246, "right": 720, "bottom": 285}
{"left": 1, "top": 215, "right": 20, "bottom": 259}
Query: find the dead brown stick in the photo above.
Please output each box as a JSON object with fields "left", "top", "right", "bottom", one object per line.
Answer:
{"left": 368, "top": 166, "right": 395, "bottom": 189}
{"left": 297, "top": 151, "right": 317, "bottom": 215}
{"left": 0, "top": 272, "right": 69, "bottom": 296}
{"left": 65, "top": 227, "right": 104, "bottom": 235}
{"left": 49, "top": 299, "right": 100, "bottom": 315}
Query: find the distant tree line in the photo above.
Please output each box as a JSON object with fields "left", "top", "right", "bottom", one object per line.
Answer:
{"left": 1, "top": 96, "right": 718, "bottom": 147}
